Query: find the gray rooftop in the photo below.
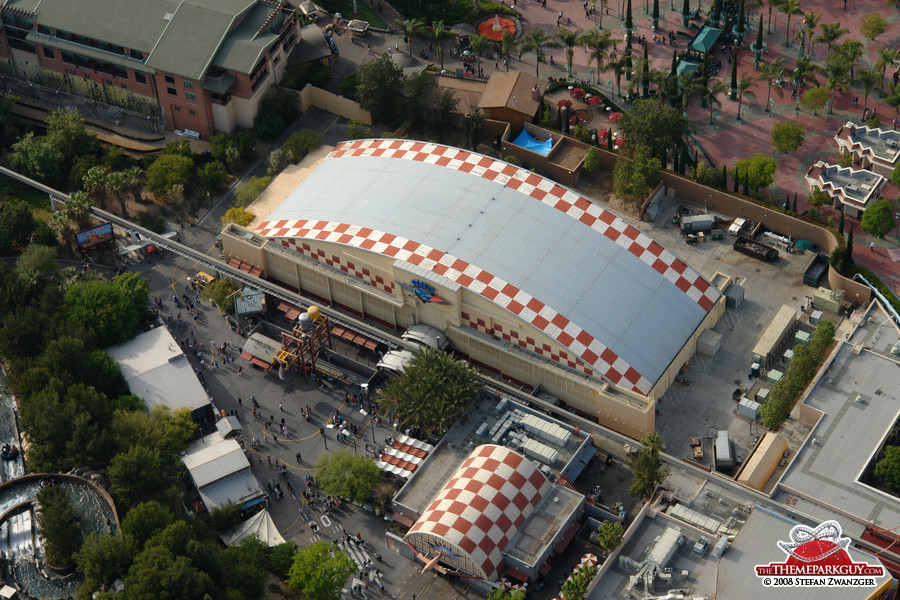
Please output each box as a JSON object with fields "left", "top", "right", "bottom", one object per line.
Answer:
{"left": 717, "top": 508, "right": 892, "bottom": 599}
{"left": 106, "top": 326, "right": 211, "bottom": 413}
{"left": 265, "top": 153, "right": 715, "bottom": 388}
{"left": 6, "top": 0, "right": 274, "bottom": 80}
{"left": 841, "top": 122, "right": 900, "bottom": 163}
{"left": 778, "top": 340, "right": 900, "bottom": 529}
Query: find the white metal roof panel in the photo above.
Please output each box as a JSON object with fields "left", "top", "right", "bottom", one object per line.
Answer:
{"left": 182, "top": 437, "right": 250, "bottom": 488}
{"left": 261, "top": 141, "right": 719, "bottom": 390}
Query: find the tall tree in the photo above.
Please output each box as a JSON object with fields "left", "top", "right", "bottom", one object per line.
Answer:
{"left": 782, "top": 0, "right": 802, "bottom": 46}
{"left": 822, "top": 50, "right": 851, "bottom": 115}
{"left": 813, "top": 22, "right": 848, "bottom": 59}
{"left": 316, "top": 452, "right": 382, "bottom": 503}
{"left": 580, "top": 29, "right": 613, "bottom": 81}
{"left": 556, "top": 28, "right": 583, "bottom": 78}
{"left": 861, "top": 198, "right": 896, "bottom": 239}
{"left": 800, "top": 11, "right": 821, "bottom": 56}
{"left": 395, "top": 18, "right": 424, "bottom": 56}
{"left": 356, "top": 55, "right": 405, "bottom": 120}
{"left": 857, "top": 68, "right": 881, "bottom": 117}
{"left": 652, "top": 0, "right": 660, "bottom": 29}
{"left": 875, "top": 48, "right": 899, "bottom": 89}
{"left": 423, "top": 20, "right": 456, "bottom": 69}
{"left": 760, "top": 57, "right": 786, "bottom": 111}
{"left": 628, "top": 433, "right": 668, "bottom": 499}
{"left": 521, "top": 27, "right": 561, "bottom": 77}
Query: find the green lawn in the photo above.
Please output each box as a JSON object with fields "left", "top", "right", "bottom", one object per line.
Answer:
{"left": 318, "top": 0, "right": 388, "bottom": 28}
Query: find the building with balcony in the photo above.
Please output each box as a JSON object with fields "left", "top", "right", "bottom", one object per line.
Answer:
{"left": 804, "top": 161, "right": 885, "bottom": 218}
{"left": 0, "top": 0, "right": 297, "bottom": 138}
{"left": 834, "top": 121, "right": 900, "bottom": 179}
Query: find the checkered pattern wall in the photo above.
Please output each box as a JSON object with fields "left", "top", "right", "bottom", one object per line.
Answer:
{"left": 404, "top": 445, "right": 551, "bottom": 581}
{"left": 256, "top": 139, "right": 722, "bottom": 395}
{"left": 280, "top": 240, "right": 395, "bottom": 294}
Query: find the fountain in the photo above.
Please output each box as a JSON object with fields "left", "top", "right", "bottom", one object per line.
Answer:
{"left": 0, "top": 372, "right": 120, "bottom": 599}
{"left": 475, "top": 14, "right": 517, "bottom": 42}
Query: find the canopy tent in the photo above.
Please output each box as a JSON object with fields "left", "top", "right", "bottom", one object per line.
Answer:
{"left": 676, "top": 60, "right": 700, "bottom": 81}
{"left": 220, "top": 510, "right": 285, "bottom": 547}
{"left": 512, "top": 129, "right": 553, "bottom": 156}
{"left": 688, "top": 25, "right": 722, "bottom": 54}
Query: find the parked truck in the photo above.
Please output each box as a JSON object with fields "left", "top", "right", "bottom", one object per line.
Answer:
{"left": 680, "top": 214, "right": 716, "bottom": 234}
{"left": 734, "top": 236, "right": 778, "bottom": 262}
{"left": 803, "top": 253, "right": 829, "bottom": 287}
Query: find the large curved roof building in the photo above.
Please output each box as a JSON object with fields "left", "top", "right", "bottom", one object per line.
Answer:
{"left": 223, "top": 139, "right": 724, "bottom": 438}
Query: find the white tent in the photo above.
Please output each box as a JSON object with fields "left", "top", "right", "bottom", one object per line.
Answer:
{"left": 220, "top": 510, "right": 286, "bottom": 547}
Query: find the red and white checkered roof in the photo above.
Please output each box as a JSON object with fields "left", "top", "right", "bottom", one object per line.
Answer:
{"left": 256, "top": 139, "right": 720, "bottom": 395}
{"left": 404, "top": 444, "right": 551, "bottom": 581}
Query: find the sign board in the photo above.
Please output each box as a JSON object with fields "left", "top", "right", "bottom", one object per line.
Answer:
{"left": 76, "top": 223, "right": 114, "bottom": 249}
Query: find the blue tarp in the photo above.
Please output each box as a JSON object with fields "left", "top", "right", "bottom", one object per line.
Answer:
{"left": 512, "top": 129, "right": 553, "bottom": 156}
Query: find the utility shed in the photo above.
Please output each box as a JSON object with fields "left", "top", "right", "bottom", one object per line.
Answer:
{"left": 737, "top": 432, "right": 788, "bottom": 491}
{"left": 714, "top": 430, "right": 734, "bottom": 471}
{"left": 813, "top": 287, "right": 844, "bottom": 313}
{"left": 698, "top": 329, "right": 724, "bottom": 357}
{"left": 751, "top": 305, "right": 796, "bottom": 367}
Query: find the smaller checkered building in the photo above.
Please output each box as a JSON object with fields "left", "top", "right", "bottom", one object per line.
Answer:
{"left": 404, "top": 445, "right": 552, "bottom": 581}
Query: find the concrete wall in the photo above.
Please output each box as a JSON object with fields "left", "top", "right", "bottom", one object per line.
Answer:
{"left": 298, "top": 84, "right": 372, "bottom": 125}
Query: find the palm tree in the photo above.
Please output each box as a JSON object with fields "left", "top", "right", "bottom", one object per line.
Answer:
{"left": 821, "top": 51, "right": 851, "bottom": 115}
{"left": 395, "top": 18, "right": 424, "bottom": 56}
{"left": 764, "top": 0, "right": 780, "bottom": 33}
{"left": 760, "top": 58, "right": 786, "bottom": 112}
{"left": 66, "top": 190, "right": 92, "bottom": 228}
{"left": 610, "top": 55, "right": 625, "bottom": 96}
{"left": 123, "top": 165, "right": 144, "bottom": 203}
{"left": 736, "top": 76, "right": 758, "bottom": 120}
{"left": 652, "top": 0, "right": 660, "bottom": 30}
{"left": 678, "top": 71, "right": 707, "bottom": 114}
{"left": 556, "top": 28, "right": 583, "bottom": 79}
{"left": 801, "top": 11, "right": 820, "bottom": 56}
{"left": 82, "top": 165, "right": 109, "bottom": 199}
{"left": 424, "top": 20, "right": 456, "bottom": 70}
{"left": 500, "top": 30, "right": 517, "bottom": 62}
{"left": 839, "top": 39, "right": 863, "bottom": 78}
{"left": 857, "top": 68, "right": 881, "bottom": 117}
{"left": 468, "top": 33, "right": 491, "bottom": 77}
{"left": 580, "top": 29, "right": 613, "bottom": 82}
{"left": 521, "top": 27, "right": 561, "bottom": 77}
{"left": 706, "top": 80, "right": 728, "bottom": 124}
{"left": 105, "top": 170, "right": 127, "bottom": 216}
{"left": 782, "top": 0, "right": 802, "bottom": 46}
{"left": 813, "top": 22, "right": 848, "bottom": 59}
{"left": 884, "top": 82, "right": 900, "bottom": 124}
{"left": 875, "top": 48, "right": 899, "bottom": 89}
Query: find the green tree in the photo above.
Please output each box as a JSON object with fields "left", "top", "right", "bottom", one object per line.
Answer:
{"left": 105, "top": 169, "right": 127, "bottom": 216}
{"left": 732, "top": 154, "right": 777, "bottom": 191}
{"left": 405, "top": 70, "right": 438, "bottom": 125}
{"left": 580, "top": 30, "right": 613, "bottom": 83}
{"left": 801, "top": 86, "right": 829, "bottom": 115}
{"left": 253, "top": 85, "right": 300, "bottom": 140}
{"left": 628, "top": 433, "right": 667, "bottom": 499}
{"left": 235, "top": 175, "right": 272, "bottom": 207}
{"left": 583, "top": 147, "right": 601, "bottom": 172}
{"left": 282, "top": 129, "right": 323, "bottom": 162}
{"left": 596, "top": 521, "right": 625, "bottom": 552}
{"left": 562, "top": 564, "right": 597, "bottom": 600}
{"left": 520, "top": 27, "right": 561, "bottom": 77}
{"left": 432, "top": 88, "right": 459, "bottom": 142}
{"left": 287, "top": 541, "right": 356, "bottom": 600}
{"left": 36, "top": 485, "right": 81, "bottom": 568}
{"left": 808, "top": 186, "right": 831, "bottom": 207}
{"left": 123, "top": 546, "right": 213, "bottom": 600}
{"left": 121, "top": 501, "right": 174, "bottom": 550}
{"left": 7, "top": 132, "right": 66, "bottom": 187}
{"left": 16, "top": 244, "right": 58, "bottom": 290}
{"left": 422, "top": 20, "right": 456, "bottom": 70}
{"left": 771, "top": 120, "right": 806, "bottom": 153}
{"left": 74, "top": 533, "right": 133, "bottom": 594}
{"left": 860, "top": 198, "right": 896, "bottom": 238}
{"left": 875, "top": 446, "right": 900, "bottom": 490}
{"left": 356, "top": 55, "right": 405, "bottom": 120}
{"left": 339, "top": 72, "right": 360, "bottom": 101}
{"left": 760, "top": 58, "right": 786, "bottom": 112}
{"left": 618, "top": 99, "right": 685, "bottom": 167}
{"left": 378, "top": 347, "right": 480, "bottom": 434}
{"left": 822, "top": 51, "right": 851, "bottom": 115}
{"left": 782, "top": 0, "right": 802, "bottom": 45}
{"left": 220, "top": 537, "right": 268, "bottom": 599}
{"left": 857, "top": 67, "right": 881, "bottom": 118}
{"left": 146, "top": 154, "right": 193, "bottom": 197}
{"left": 461, "top": 109, "right": 486, "bottom": 150}
{"left": 860, "top": 13, "right": 888, "bottom": 41}
{"left": 200, "top": 278, "right": 240, "bottom": 313}
{"left": 110, "top": 405, "right": 194, "bottom": 456}
{"left": 270, "top": 542, "right": 299, "bottom": 580}
{"left": 107, "top": 444, "right": 180, "bottom": 509}
{"left": 316, "top": 452, "right": 382, "bottom": 504}
{"left": 875, "top": 48, "right": 899, "bottom": 89}
{"left": 197, "top": 160, "right": 227, "bottom": 195}
{"left": 64, "top": 272, "right": 149, "bottom": 347}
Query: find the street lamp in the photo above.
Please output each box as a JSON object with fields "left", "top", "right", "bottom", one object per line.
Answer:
{"left": 795, "top": 97, "right": 800, "bottom": 115}
{"left": 713, "top": 110, "right": 719, "bottom": 130}
{"left": 767, "top": 98, "right": 774, "bottom": 113}
{"left": 741, "top": 106, "right": 747, "bottom": 123}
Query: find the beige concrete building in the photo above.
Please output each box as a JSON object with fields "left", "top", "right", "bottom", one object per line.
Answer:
{"left": 222, "top": 139, "right": 725, "bottom": 439}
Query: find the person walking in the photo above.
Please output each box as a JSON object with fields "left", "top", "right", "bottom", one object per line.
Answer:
{"left": 279, "top": 403, "right": 284, "bottom": 412}
{"left": 296, "top": 452, "right": 302, "bottom": 463}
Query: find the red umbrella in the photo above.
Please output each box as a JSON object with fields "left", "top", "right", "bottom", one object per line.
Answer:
{"left": 609, "top": 111, "right": 623, "bottom": 123}
{"left": 571, "top": 87, "right": 587, "bottom": 99}
{"left": 557, "top": 98, "right": 573, "bottom": 109}
{"left": 587, "top": 95, "right": 604, "bottom": 106}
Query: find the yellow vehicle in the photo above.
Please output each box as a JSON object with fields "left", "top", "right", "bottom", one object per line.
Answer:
{"left": 193, "top": 272, "right": 216, "bottom": 290}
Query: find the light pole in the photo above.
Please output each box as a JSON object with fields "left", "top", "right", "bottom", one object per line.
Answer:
{"left": 741, "top": 106, "right": 747, "bottom": 123}
{"left": 767, "top": 98, "right": 774, "bottom": 113}
{"left": 795, "top": 97, "right": 800, "bottom": 115}
{"left": 713, "top": 110, "right": 719, "bottom": 130}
